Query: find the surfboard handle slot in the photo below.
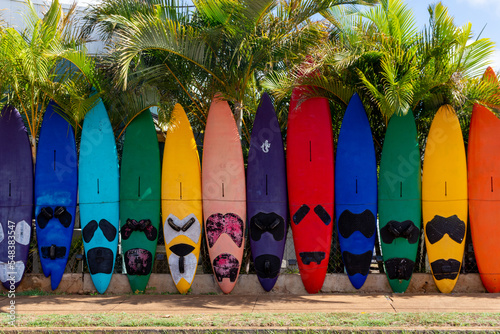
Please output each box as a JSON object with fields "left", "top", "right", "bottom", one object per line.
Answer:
{"left": 355, "top": 178, "right": 358, "bottom": 194}
{"left": 222, "top": 183, "right": 224, "bottom": 197}
{"left": 309, "top": 141, "right": 312, "bottom": 162}
{"left": 400, "top": 182, "right": 402, "bottom": 198}
{"left": 180, "top": 182, "right": 182, "bottom": 199}
{"left": 9, "top": 181, "right": 11, "bottom": 197}
{"left": 492, "top": 177, "right": 494, "bottom": 192}
{"left": 445, "top": 181, "right": 447, "bottom": 196}
{"left": 266, "top": 175, "right": 268, "bottom": 196}
{"left": 97, "top": 179, "right": 100, "bottom": 194}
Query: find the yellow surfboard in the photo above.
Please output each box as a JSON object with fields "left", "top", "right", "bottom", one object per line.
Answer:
{"left": 422, "top": 105, "right": 468, "bottom": 293}
{"left": 162, "top": 104, "right": 202, "bottom": 294}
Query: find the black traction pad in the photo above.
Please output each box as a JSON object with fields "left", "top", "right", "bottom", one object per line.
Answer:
{"left": 299, "top": 252, "right": 326, "bottom": 265}
{"left": 82, "top": 220, "right": 98, "bottom": 243}
{"left": 380, "top": 220, "right": 420, "bottom": 244}
{"left": 431, "top": 259, "right": 461, "bottom": 280}
{"left": 292, "top": 205, "right": 310, "bottom": 225}
{"left": 426, "top": 215, "right": 466, "bottom": 245}
{"left": 254, "top": 254, "right": 281, "bottom": 279}
{"left": 338, "top": 209, "right": 376, "bottom": 239}
{"left": 313, "top": 205, "right": 331, "bottom": 225}
{"left": 121, "top": 219, "right": 158, "bottom": 241}
{"left": 87, "top": 247, "right": 114, "bottom": 275}
{"left": 54, "top": 206, "right": 73, "bottom": 228}
{"left": 385, "top": 257, "right": 415, "bottom": 280}
{"left": 41, "top": 245, "right": 67, "bottom": 260}
{"left": 37, "top": 207, "right": 54, "bottom": 229}
{"left": 124, "top": 248, "right": 153, "bottom": 276}
{"left": 250, "top": 212, "right": 285, "bottom": 242}
{"left": 213, "top": 253, "right": 239, "bottom": 282}
{"left": 342, "top": 251, "right": 372, "bottom": 276}
{"left": 99, "top": 219, "right": 117, "bottom": 242}
{"left": 169, "top": 244, "right": 195, "bottom": 274}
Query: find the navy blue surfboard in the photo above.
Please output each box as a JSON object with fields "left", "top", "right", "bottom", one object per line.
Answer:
{"left": 35, "top": 101, "right": 78, "bottom": 290}
{"left": 0, "top": 106, "right": 33, "bottom": 289}
{"left": 246, "top": 93, "right": 288, "bottom": 291}
{"left": 335, "top": 93, "right": 377, "bottom": 289}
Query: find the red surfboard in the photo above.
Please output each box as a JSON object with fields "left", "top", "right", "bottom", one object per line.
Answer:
{"left": 468, "top": 67, "right": 500, "bottom": 292}
{"left": 286, "top": 87, "right": 334, "bottom": 294}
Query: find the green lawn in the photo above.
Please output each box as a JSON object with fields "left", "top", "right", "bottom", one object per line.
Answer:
{"left": 1, "top": 312, "right": 499, "bottom": 329}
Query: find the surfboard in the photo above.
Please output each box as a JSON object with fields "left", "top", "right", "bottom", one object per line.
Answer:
{"left": 378, "top": 109, "right": 421, "bottom": 293}
{"left": 335, "top": 93, "right": 377, "bottom": 290}
{"left": 0, "top": 106, "right": 33, "bottom": 289}
{"left": 79, "top": 97, "right": 119, "bottom": 294}
{"left": 422, "top": 104, "right": 467, "bottom": 294}
{"left": 202, "top": 96, "right": 246, "bottom": 294}
{"left": 35, "top": 101, "right": 78, "bottom": 290}
{"left": 120, "top": 109, "right": 161, "bottom": 293}
{"left": 162, "top": 104, "right": 202, "bottom": 294}
{"left": 247, "top": 93, "right": 287, "bottom": 292}
{"left": 286, "top": 87, "right": 334, "bottom": 294}
{"left": 468, "top": 66, "right": 500, "bottom": 293}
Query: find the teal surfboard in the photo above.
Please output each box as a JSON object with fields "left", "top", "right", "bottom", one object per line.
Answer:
{"left": 378, "top": 110, "right": 421, "bottom": 293}
{"left": 79, "top": 98, "right": 119, "bottom": 294}
{"left": 120, "top": 110, "right": 161, "bottom": 293}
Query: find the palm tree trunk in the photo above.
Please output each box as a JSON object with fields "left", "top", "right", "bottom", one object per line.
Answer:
{"left": 31, "top": 137, "right": 37, "bottom": 165}
{"left": 234, "top": 101, "right": 243, "bottom": 139}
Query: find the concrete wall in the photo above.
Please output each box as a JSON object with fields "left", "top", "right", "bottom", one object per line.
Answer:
{"left": 0, "top": 0, "right": 104, "bottom": 54}
{"left": 12, "top": 273, "right": 487, "bottom": 295}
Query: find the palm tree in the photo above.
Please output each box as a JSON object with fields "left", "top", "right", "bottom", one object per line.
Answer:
{"left": 83, "top": 0, "right": 378, "bottom": 141}
{"left": 267, "top": 0, "right": 496, "bottom": 125}
{"left": 0, "top": 0, "right": 97, "bottom": 158}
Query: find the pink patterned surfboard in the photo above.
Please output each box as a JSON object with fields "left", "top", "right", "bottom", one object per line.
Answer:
{"left": 202, "top": 97, "right": 246, "bottom": 294}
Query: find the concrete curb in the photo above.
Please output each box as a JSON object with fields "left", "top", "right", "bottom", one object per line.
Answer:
{"left": 12, "top": 273, "right": 486, "bottom": 294}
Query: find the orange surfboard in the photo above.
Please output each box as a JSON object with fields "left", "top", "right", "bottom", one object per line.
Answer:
{"left": 468, "top": 67, "right": 500, "bottom": 293}
{"left": 202, "top": 97, "right": 246, "bottom": 294}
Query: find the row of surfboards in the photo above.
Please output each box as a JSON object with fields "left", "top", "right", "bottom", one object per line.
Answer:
{"left": 0, "top": 67, "right": 499, "bottom": 295}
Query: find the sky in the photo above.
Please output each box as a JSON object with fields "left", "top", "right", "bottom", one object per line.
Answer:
{"left": 409, "top": 0, "right": 500, "bottom": 72}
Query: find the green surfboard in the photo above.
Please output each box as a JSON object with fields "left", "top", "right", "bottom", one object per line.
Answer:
{"left": 378, "top": 110, "right": 421, "bottom": 293}
{"left": 120, "top": 110, "right": 161, "bottom": 293}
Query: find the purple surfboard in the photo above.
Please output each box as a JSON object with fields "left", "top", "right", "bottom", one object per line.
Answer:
{"left": 246, "top": 93, "right": 288, "bottom": 291}
{"left": 0, "top": 106, "right": 33, "bottom": 289}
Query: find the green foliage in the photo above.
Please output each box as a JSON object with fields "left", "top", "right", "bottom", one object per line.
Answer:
{"left": 0, "top": 0, "right": 98, "bottom": 154}
{"left": 83, "top": 0, "right": 376, "bottom": 144}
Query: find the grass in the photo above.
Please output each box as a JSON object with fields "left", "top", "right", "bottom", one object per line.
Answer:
{"left": 1, "top": 312, "right": 499, "bottom": 329}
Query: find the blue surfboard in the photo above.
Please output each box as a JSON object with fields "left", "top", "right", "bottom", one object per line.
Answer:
{"left": 78, "top": 97, "right": 119, "bottom": 294}
{"left": 35, "top": 101, "right": 78, "bottom": 290}
{"left": 335, "top": 93, "right": 377, "bottom": 289}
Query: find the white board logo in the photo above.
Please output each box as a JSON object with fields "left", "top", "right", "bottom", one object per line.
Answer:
{"left": 261, "top": 140, "right": 271, "bottom": 153}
